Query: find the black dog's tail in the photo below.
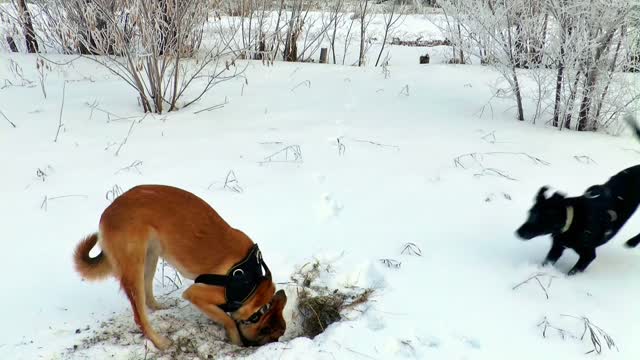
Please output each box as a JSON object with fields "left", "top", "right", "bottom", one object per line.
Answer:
{"left": 624, "top": 113, "right": 640, "bottom": 140}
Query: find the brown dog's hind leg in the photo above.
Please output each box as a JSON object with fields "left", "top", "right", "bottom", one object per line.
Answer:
{"left": 143, "top": 249, "right": 166, "bottom": 311}
{"left": 121, "top": 272, "right": 172, "bottom": 350}
{"left": 182, "top": 284, "right": 243, "bottom": 346}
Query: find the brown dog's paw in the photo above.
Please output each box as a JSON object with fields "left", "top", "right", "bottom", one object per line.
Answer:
{"left": 152, "top": 336, "right": 172, "bottom": 351}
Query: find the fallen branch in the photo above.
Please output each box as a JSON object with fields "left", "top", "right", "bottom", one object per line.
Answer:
{"left": 379, "top": 258, "right": 401, "bottom": 269}
{"left": 560, "top": 315, "right": 618, "bottom": 354}
{"left": 115, "top": 160, "right": 144, "bottom": 175}
{"left": 513, "top": 272, "right": 557, "bottom": 299}
{"left": 353, "top": 138, "right": 400, "bottom": 150}
{"left": 193, "top": 97, "right": 229, "bottom": 114}
{"left": 401, "top": 242, "right": 422, "bottom": 256}
{"left": 0, "top": 109, "right": 16, "bottom": 128}
{"left": 105, "top": 185, "right": 124, "bottom": 202}
{"left": 115, "top": 115, "right": 146, "bottom": 156}
{"left": 40, "top": 194, "right": 88, "bottom": 211}
{"left": 260, "top": 145, "right": 303, "bottom": 164}
{"left": 291, "top": 80, "right": 311, "bottom": 93}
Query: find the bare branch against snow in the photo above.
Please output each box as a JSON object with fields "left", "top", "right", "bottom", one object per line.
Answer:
{"left": 0, "top": 109, "right": 16, "bottom": 128}
{"left": 53, "top": 81, "right": 66, "bottom": 142}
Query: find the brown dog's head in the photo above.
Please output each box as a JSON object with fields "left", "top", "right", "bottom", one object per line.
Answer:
{"left": 234, "top": 281, "right": 287, "bottom": 346}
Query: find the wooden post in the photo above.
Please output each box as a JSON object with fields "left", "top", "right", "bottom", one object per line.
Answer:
{"left": 6, "top": 36, "right": 19, "bottom": 52}
{"left": 319, "top": 48, "right": 328, "bottom": 64}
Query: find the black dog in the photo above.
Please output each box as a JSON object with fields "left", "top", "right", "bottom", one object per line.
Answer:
{"left": 516, "top": 116, "right": 640, "bottom": 275}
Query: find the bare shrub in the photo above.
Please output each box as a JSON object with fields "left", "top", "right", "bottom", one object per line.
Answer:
{"left": 37, "top": 0, "right": 244, "bottom": 114}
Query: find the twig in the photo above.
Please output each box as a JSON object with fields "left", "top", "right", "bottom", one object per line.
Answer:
{"left": 560, "top": 315, "right": 619, "bottom": 354}
{"left": 401, "top": 243, "right": 422, "bottom": 256}
{"left": 474, "top": 168, "right": 518, "bottom": 181}
{"left": 40, "top": 194, "right": 88, "bottom": 211}
{"left": 537, "top": 317, "right": 573, "bottom": 340}
{"left": 291, "top": 80, "right": 311, "bottom": 92}
{"left": 0, "top": 109, "right": 16, "bottom": 128}
{"left": 115, "top": 115, "right": 146, "bottom": 156}
{"left": 54, "top": 82, "right": 66, "bottom": 142}
{"left": 193, "top": 97, "right": 228, "bottom": 114}
{"left": 105, "top": 185, "right": 124, "bottom": 202}
{"left": 260, "top": 145, "right": 303, "bottom": 164}
{"left": 513, "top": 272, "right": 557, "bottom": 299}
{"left": 223, "top": 170, "right": 243, "bottom": 193}
{"left": 574, "top": 155, "right": 596, "bottom": 164}
{"left": 115, "top": 160, "right": 144, "bottom": 175}
{"left": 84, "top": 102, "right": 136, "bottom": 122}
{"left": 352, "top": 139, "right": 400, "bottom": 150}
{"left": 379, "top": 258, "right": 401, "bottom": 269}
{"left": 480, "top": 131, "right": 497, "bottom": 144}
{"left": 337, "top": 137, "right": 346, "bottom": 156}
{"left": 399, "top": 85, "right": 410, "bottom": 96}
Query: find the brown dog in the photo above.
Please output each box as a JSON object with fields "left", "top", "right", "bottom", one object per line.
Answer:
{"left": 73, "top": 184, "right": 287, "bottom": 350}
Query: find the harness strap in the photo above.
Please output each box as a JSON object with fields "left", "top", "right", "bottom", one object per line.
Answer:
{"left": 194, "top": 244, "right": 271, "bottom": 313}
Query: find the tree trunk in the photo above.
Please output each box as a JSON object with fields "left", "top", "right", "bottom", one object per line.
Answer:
{"left": 457, "top": 23, "right": 464, "bottom": 64}
{"left": 563, "top": 71, "right": 582, "bottom": 130}
{"left": 512, "top": 67, "right": 524, "bottom": 121}
{"left": 514, "top": 14, "right": 526, "bottom": 68}
{"left": 552, "top": 36, "right": 566, "bottom": 127}
{"left": 577, "top": 28, "right": 617, "bottom": 131}
{"left": 358, "top": 0, "right": 369, "bottom": 67}
{"left": 6, "top": 35, "right": 19, "bottom": 52}
{"left": 594, "top": 27, "right": 624, "bottom": 122}
{"left": 18, "top": 0, "right": 39, "bottom": 53}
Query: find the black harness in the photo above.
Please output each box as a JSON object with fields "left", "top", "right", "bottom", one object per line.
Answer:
{"left": 194, "top": 244, "right": 272, "bottom": 313}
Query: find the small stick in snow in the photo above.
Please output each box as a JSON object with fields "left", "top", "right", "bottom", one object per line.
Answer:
{"left": 260, "top": 145, "right": 303, "bottom": 164}
{"left": 537, "top": 317, "right": 572, "bottom": 340}
{"left": 115, "top": 114, "right": 146, "bottom": 156}
{"left": 560, "top": 315, "right": 618, "bottom": 354}
{"left": 40, "top": 194, "right": 88, "bottom": 211}
{"left": 513, "top": 272, "right": 556, "bottom": 299}
{"left": 401, "top": 242, "right": 422, "bottom": 256}
{"left": 379, "top": 258, "right": 401, "bottom": 269}
{"left": 474, "top": 168, "right": 518, "bottom": 181}
{"left": 399, "top": 85, "right": 410, "bottom": 97}
{"left": 291, "top": 80, "right": 311, "bottom": 93}
{"left": 574, "top": 155, "right": 596, "bottom": 164}
{"left": 105, "top": 185, "right": 124, "bottom": 202}
{"left": 115, "top": 160, "right": 143, "bottom": 175}
{"left": 0, "top": 109, "right": 16, "bottom": 128}
{"left": 54, "top": 81, "right": 66, "bottom": 142}
{"left": 223, "top": 170, "right": 243, "bottom": 193}
{"left": 353, "top": 138, "right": 400, "bottom": 150}
{"left": 337, "top": 137, "right": 346, "bottom": 156}
{"left": 193, "top": 97, "right": 228, "bottom": 114}
{"left": 481, "top": 131, "right": 497, "bottom": 144}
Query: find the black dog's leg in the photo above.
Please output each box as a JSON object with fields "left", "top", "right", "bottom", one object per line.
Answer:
{"left": 542, "top": 242, "right": 565, "bottom": 266}
{"left": 568, "top": 249, "right": 596, "bottom": 275}
{"left": 625, "top": 233, "right": 640, "bottom": 248}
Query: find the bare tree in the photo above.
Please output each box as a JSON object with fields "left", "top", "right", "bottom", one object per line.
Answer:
{"left": 39, "top": 0, "right": 244, "bottom": 114}
{"left": 15, "top": 0, "right": 38, "bottom": 52}
{"left": 375, "top": 0, "right": 406, "bottom": 67}
{"left": 357, "top": 0, "right": 373, "bottom": 66}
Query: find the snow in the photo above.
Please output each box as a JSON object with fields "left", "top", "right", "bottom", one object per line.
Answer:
{"left": 2, "top": 12, "right": 640, "bottom": 360}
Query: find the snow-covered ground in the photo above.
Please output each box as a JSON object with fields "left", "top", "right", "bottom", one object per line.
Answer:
{"left": 2, "top": 12, "right": 640, "bottom": 360}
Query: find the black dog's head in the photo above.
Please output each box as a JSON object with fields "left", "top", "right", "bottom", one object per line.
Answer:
{"left": 516, "top": 186, "right": 568, "bottom": 240}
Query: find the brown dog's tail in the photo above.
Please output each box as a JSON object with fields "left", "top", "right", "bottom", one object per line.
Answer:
{"left": 73, "top": 233, "right": 112, "bottom": 280}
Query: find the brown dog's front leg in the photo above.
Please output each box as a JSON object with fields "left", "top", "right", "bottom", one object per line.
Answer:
{"left": 182, "top": 284, "right": 243, "bottom": 346}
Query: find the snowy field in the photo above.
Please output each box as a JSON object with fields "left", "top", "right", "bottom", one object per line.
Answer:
{"left": 2, "top": 11, "right": 640, "bottom": 360}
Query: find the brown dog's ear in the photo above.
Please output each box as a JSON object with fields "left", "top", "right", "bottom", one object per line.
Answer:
{"left": 272, "top": 289, "right": 287, "bottom": 308}
{"left": 537, "top": 186, "right": 550, "bottom": 202}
